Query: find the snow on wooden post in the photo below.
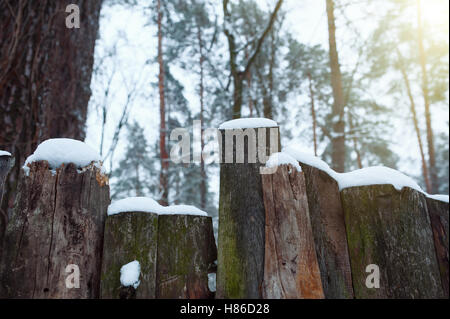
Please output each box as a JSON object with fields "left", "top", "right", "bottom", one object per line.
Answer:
{"left": 426, "top": 196, "right": 449, "bottom": 298}
{"left": 0, "top": 139, "right": 109, "bottom": 299}
{"left": 341, "top": 184, "right": 444, "bottom": 299}
{"left": 217, "top": 118, "right": 280, "bottom": 299}
{"left": 101, "top": 198, "right": 217, "bottom": 299}
{"left": 261, "top": 159, "right": 324, "bottom": 299}
{"left": 0, "top": 151, "right": 13, "bottom": 248}
{"left": 283, "top": 147, "right": 354, "bottom": 299}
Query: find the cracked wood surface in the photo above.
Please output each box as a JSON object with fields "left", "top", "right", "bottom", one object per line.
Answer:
{"left": 261, "top": 165, "right": 324, "bottom": 299}
{"left": 0, "top": 161, "right": 109, "bottom": 298}
{"left": 300, "top": 163, "right": 353, "bottom": 299}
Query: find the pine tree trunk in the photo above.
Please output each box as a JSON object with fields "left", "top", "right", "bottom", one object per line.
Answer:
{"left": 156, "top": 215, "right": 217, "bottom": 299}
{"left": 0, "top": 153, "right": 13, "bottom": 252}
{"left": 426, "top": 198, "right": 449, "bottom": 298}
{"left": 217, "top": 126, "right": 280, "bottom": 299}
{"left": 101, "top": 212, "right": 217, "bottom": 299}
{"left": 157, "top": 0, "right": 169, "bottom": 206}
{"left": 417, "top": 0, "right": 438, "bottom": 193}
{"left": 300, "top": 163, "right": 354, "bottom": 299}
{"left": 0, "top": 0, "right": 102, "bottom": 221}
{"left": 341, "top": 185, "right": 444, "bottom": 299}
{"left": 307, "top": 73, "right": 318, "bottom": 157}
{"left": 0, "top": 161, "right": 110, "bottom": 299}
{"left": 397, "top": 49, "right": 431, "bottom": 193}
{"left": 326, "top": 0, "right": 346, "bottom": 173}
{"left": 261, "top": 165, "right": 324, "bottom": 299}
{"left": 101, "top": 212, "right": 159, "bottom": 299}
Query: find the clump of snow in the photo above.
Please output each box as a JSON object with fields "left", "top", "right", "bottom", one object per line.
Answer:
{"left": 120, "top": 260, "right": 141, "bottom": 289}
{"left": 427, "top": 194, "right": 449, "bottom": 204}
{"left": 23, "top": 139, "right": 101, "bottom": 174}
{"left": 284, "top": 144, "right": 337, "bottom": 178}
{"left": 266, "top": 152, "right": 302, "bottom": 172}
{"left": 108, "top": 197, "right": 208, "bottom": 217}
{"left": 335, "top": 166, "right": 424, "bottom": 192}
{"left": 0, "top": 150, "right": 11, "bottom": 157}
{"left": 219, "top": 118, "right": 278, "bottom": 130}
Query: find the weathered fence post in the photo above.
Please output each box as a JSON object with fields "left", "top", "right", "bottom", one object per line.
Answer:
{"left": 0, "top": 142, "right": 109, "bottom": 298}
{"left": 101, "top": 212, "right": 159, "bottom": 299}
{"left": 217, "top": 119, "right": 280, "bottom": 299}
{"left": 341, "top": 185, "right": 444, "bottom": 299}
{"left": 156, "top": 214, "right": 217, "bottom": 299}
{"left": 298, "top": 162, "right": 354, "bottom": 299}
{"left": 0, "top": 151, "right": 13, "bottom": 250}
{"left": 101, "top": 200, "right": 217, "bottom": 299}
{"left": 261, "top": 163, "right": 324, "bottom": 299}
{"left": 426, "top": 196, "right": 449, "bottom": 298}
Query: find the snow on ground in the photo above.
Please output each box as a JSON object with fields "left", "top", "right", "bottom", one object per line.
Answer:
{"left": 23, "top": 139, "right": 102, "bottom": 174}
{"left": 120, "top": 260, "right": 141, "bottom": 289}
{"left": 108, "top": 197, "right": 208, "bottom": 216}
{"left": 219, "top": 118, "right": 278, "bottom": 130}
{"left": 0, "top": 150, "right": 11, "bottom": 157}
{"left": 285, "top": 144, "right": 449, "bottom": 203}
{"left": 266, "top": 152, "right": 302, "bottom": 172}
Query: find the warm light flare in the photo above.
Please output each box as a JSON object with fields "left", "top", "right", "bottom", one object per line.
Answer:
{"left": 418, "top": 0, "right": 449, "bottom": 30}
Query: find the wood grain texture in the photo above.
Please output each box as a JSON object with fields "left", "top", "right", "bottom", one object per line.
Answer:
{"left": 156, "top": 214, "right": 217, "bottom": 299}
{"left": 261, "top": 165, "right": 324, "bottom": 299}
{"left": 0, "top": 161, "right": 109, "bottom": 299}
{"left": 0, "top": 154, "right": 13, "bottom": 254}
{"left": 426, "top": 198, "right": 449, "bottom": 298}
{"left": 300, "top": 163, "right": 353, "bottom": 299}
{"left": 100, "top": 212, "right": 158, "bottom": 299}
{"left": 342, "top": 185, "right": 444, "bottom": 299}
{"left": 217, "top": 127, "right": 280, "bottom": 299}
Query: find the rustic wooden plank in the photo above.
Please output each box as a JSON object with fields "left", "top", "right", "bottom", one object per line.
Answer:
{"left": 156, "top": 214, "right": 217, "bottom": 299}
{"left": 0, "top": 161, "right": 109, "bottom": 298}
{"left": 341, "top": 185, "right": 444, "bottom": 299}
{"left": 261, "top": 165, "right": 324, "bottom": 299}
{"left": 426, "top": 197, "right": 449, "bottom": 298}
{"left": 300, "top": 163, "right": 354, "bottom": 299}
{"left": 100, "top": 212, "right": 158, "bottom": 299}
{"left": 217, "top": 127, "right": 280, "bottom": 299}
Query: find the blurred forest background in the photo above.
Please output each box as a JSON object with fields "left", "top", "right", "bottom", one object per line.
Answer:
{"left": 0, "top": 0, "right": 449, "bottom": 232}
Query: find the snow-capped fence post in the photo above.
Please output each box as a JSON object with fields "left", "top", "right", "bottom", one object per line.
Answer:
{"left": 341, "top": 185, "right": 444, "bottom": 299}
{"left": 0, "top": 151, "right": 13, "bottom": 252}
{"left": 260, "top": 163, "right": 324, "bottom": 299}
{"left": 216, "top": 119, "right": 280, "bottom": 299}
{"left": 0, "top": 140, "right": 110, "bottom": 299}
{"left": 296, "top": 161, "right": 354, "bottom": 299}
{"left": 101, "top": 212, "right": 159, "bottom": 299}
{"left": 101, "top": 199, "right": 217, "bottom": 299}
{"left": 426, "top": 197, "right": 449, "bottom": 298}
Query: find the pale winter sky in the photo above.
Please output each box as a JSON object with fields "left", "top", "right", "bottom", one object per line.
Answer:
{"left": 85, "top": 0, "right": 449, "bottom": 203}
